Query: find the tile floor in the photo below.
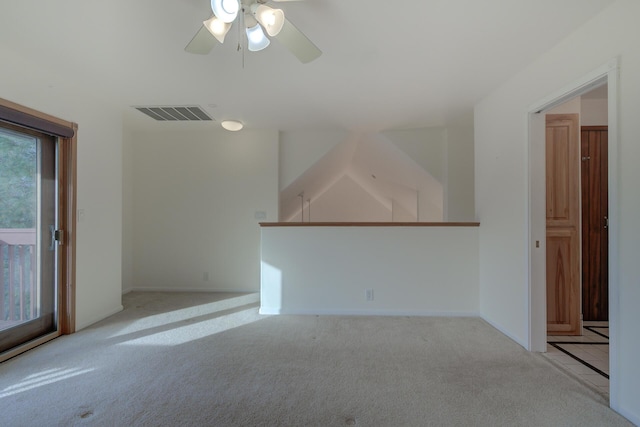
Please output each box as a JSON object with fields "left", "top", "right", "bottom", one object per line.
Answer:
{"left": 545, "top": 321, "right": 609, "bottom": 395}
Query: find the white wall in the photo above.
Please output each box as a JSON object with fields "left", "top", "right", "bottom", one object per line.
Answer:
{"left": 305, "top": 175, "right": 391, "bottom": 222}
{"left": 474, "top": 0, "right": 639, "bottom": 422}
{"left": 122, "top": 127, "right": 134, "bottom": 295}
{"left": 131, "top": 129, "right": 278, "bottom": 292}
{"left": 547, "top": 96, "right": 581, "bottom": 115}
{"left": 392, "top": 202, "right": 416, "bottom": 222}
{"left": 445, "top": 126, "right": 475, "bottom": 221}
{"left": 73, "top": 109, "right": 124, "bottom": 330}
{"left": 280, "top": 132, "right": 445, "bottom": 223}
{"left": 545, "top": 95, "right": 608, "bottom": 126}
{"left": 383, "top": 128, "right": 446, "bottom": 182}
{"left": 279, "top": 129, "right": 347, "bottom": 190}
{"left": 261, "top": 226, "right": 479, "bottom": 315}
{"left": 0, "top": 46, "right": 124, "bottom": 330}
{"left": 385, "top": 126, "right": 476, "bottom": 221}
{"left": 279, "top": 132, "right": 359, "bottom": 221}
{"left": 581, "top": 98, "right": 608, "bottom": 125}
{"left": 279, "top": 127, "right": 474, "bottom": 223}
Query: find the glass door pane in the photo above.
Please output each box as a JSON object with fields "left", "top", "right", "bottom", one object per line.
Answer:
{"left": 0, "top": 125, "right": 58, "bottom": 354}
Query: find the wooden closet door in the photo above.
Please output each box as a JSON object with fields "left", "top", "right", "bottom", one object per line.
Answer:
{"left": 581, "top": 126, "right": 608, "bottom": 321}
{"left": 546, "top": 114, "right": 581, "bottom": 335}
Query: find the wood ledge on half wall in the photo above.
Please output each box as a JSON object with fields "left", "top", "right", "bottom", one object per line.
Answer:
{"left": 259, "top": 222, "right": 480, "bottom": 227}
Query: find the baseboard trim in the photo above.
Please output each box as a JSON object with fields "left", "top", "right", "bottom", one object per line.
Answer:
{"left": 76, "top": 305, "right": 124, "bottom": 331}
{"left": 130, "top": 287, "right": 258, "bottom": 294}
{"left": 260, "top": 307, "right": 479, "bottom": 317}
{"left": 613, "top": 406, "right": 639, "bottom": 427}
{"left": 480, "top": 314, "right": 528, "bottom": 349}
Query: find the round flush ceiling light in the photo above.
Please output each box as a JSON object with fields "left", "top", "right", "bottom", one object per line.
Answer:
{"left": 221, "top": 120, "right": 243, "bottom": 131}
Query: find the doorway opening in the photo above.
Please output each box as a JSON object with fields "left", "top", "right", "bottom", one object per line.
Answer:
{"left": 542, "top": 87, "right": 610, "bottom": 394}
{"left": 528, "top": 59, "right": 619, "bottom": 407}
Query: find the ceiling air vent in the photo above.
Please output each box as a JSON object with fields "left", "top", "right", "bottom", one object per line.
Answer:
{"left": 133, "top": 105, "right": 213, "bottom": 121}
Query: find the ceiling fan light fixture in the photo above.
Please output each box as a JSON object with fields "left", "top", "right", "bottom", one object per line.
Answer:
{"left": 186, "top": 0, "right": 322, "bottom": 63}
{"left": 251, "top": 4, "right": 285, "bottom": 37}
{"left": 211, "top": 0, "right": 239, "bottom": 23}
{"left": 246, "top": 24, "right": 270, "bottom": 52}
{"left": 221, "top": 120, "right": 243, "bottom": 131}
{"left": 203, "top": 16, "right": 232, "bottom": 43}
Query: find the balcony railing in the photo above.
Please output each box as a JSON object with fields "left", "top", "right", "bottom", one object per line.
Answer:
{"left": 0, "top": 229, "right": 36, "bottom": 330}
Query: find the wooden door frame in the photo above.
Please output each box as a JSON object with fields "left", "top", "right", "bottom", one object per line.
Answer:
{"left": 527, "top": 59, "right": 619, "bottom": 406}
{"left": 0, "top": 98, "right": 77, "bottom": 362}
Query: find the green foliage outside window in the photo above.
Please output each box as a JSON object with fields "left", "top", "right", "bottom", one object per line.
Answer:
{"left": 1, "top": 131, "right": 36, "bottom": 321}
{"left": 0, "top": 132, "right": 36, "bottom": 228}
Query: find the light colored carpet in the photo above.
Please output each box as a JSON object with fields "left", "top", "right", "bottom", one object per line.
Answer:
{"left": 0, "top": 292, "right": 632, "bottom": 426}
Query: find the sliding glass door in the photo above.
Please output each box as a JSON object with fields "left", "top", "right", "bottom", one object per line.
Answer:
{"left": 0, "top": 124, "right": 58, "bottom": 354}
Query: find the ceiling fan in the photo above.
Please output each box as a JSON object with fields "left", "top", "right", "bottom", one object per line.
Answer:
{"left": 185, "top": 0, "right": 322, "bottom": 63}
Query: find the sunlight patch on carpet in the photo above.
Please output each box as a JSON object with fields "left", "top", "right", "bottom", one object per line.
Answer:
{"left": 118, "top": 308, "right": 261, "bottom": 346}
{"left": 110, "top": 293, "right": 260, "bottom": 338}
{"left": 0, "top": 368, "right": 95, "bottom": 398}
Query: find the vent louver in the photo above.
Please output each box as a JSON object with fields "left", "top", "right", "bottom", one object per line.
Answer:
{"left": 133, "top": 106, "right": 213, "bottom": 121}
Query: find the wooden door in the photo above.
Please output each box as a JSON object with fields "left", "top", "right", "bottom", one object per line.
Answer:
{"left": 581, "top": 126, "right": 608, "bottom": 321}
{"left": 546, "top": 114, "right": 581, "bottom": 335}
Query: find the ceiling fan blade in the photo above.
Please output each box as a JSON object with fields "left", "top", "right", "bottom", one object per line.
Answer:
{"left": 274, "top": 18, "right": 321, "bottom": 63}
{"left": 185, "top": 24, "right": 219, "bottom": 55}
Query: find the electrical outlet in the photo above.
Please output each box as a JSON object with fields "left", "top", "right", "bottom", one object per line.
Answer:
{"left": 366, "top": 289, "right": 374, "bottom": 301}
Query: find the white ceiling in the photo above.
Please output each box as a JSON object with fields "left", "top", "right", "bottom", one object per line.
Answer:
{"left": 0, "top": 0, "right": 615, "bottom": 132}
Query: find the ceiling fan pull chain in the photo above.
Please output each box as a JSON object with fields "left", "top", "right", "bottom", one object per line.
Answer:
{"left": 239, "top": 6, "right": 245, "bottom": 68}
